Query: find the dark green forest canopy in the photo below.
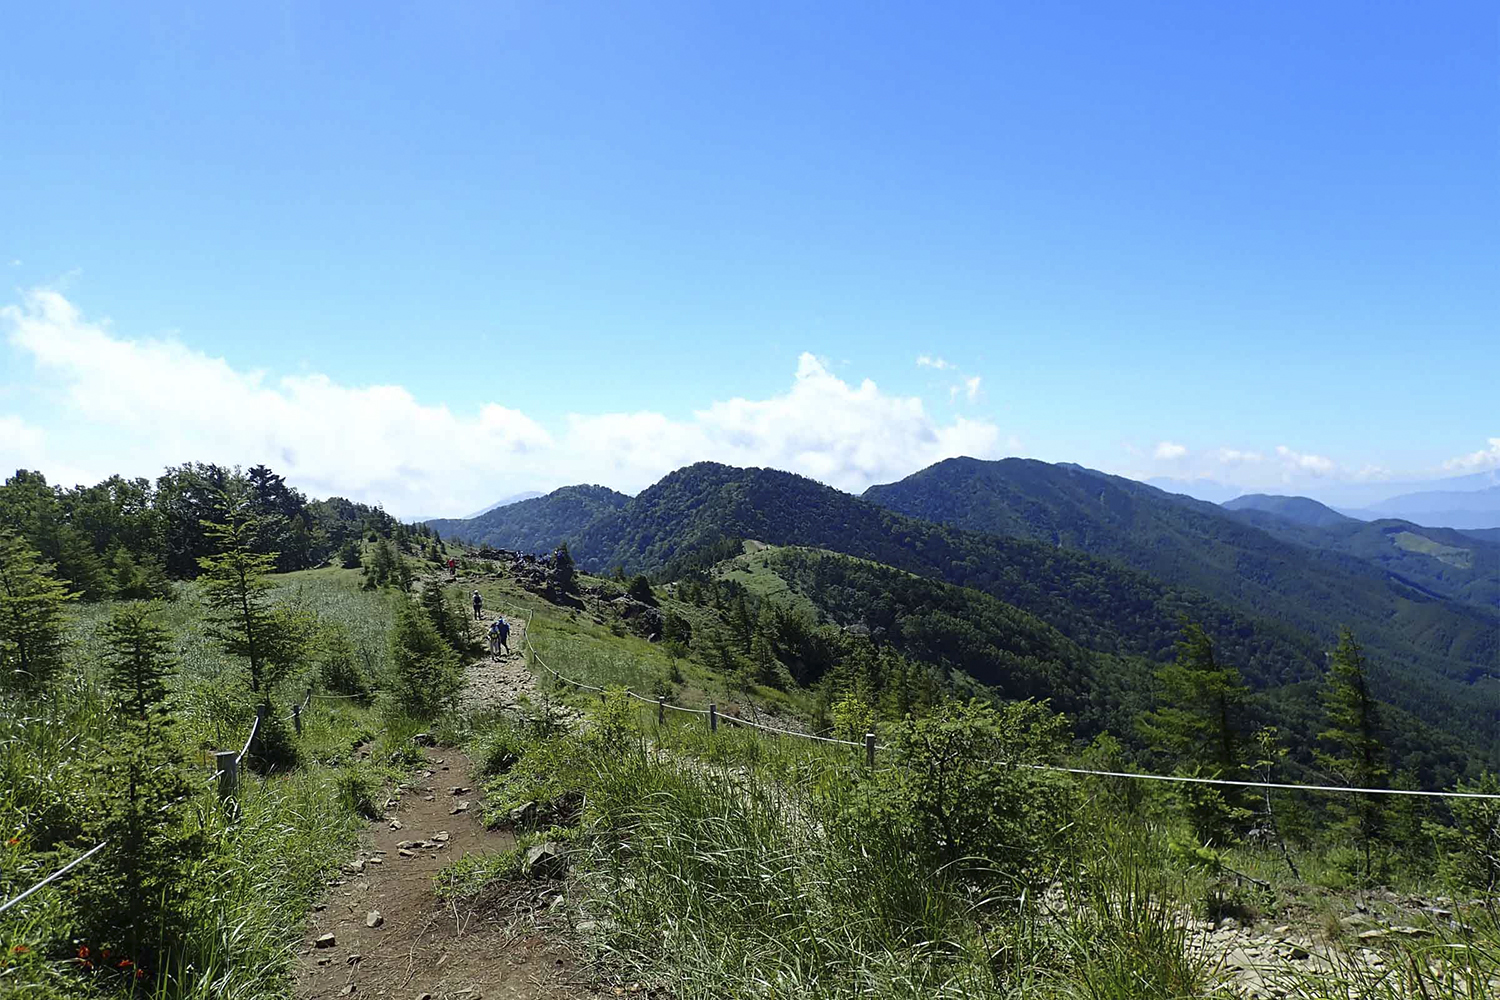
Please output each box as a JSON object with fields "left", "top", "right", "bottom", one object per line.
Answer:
{"left": 431, "top": 460, "right": 1500, "bottom": 768}
{"left": 425, "top": 484, "right": 629, "bottom": 555}
{"left": 0, "top": 463, "right": 409, "bottom": 588}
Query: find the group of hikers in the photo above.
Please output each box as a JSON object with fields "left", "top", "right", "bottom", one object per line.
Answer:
{"left": 470, "top": 588, "right": 511, "bottom": 660}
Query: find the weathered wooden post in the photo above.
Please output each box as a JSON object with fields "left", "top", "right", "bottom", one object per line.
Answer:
{"left": 709, "top": 703, "right": 717, "bottom": 733}
{"left": 657, "top": 696, "right": 665, "bottom": 725}
{"left": 292, "top": 703, "right": 302, "bottom": 735}
{"left": 865, "top": 732, "right": 876, "bottom": 767}
{"left": 215, "top": 750, "right": 238, "bottom": 801}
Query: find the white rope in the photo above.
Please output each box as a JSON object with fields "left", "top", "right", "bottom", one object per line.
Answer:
{"left": 1012, "top": 762, "right": 1500, "bottom": 801}
{"left": 516, "top": 595, "right": 1500, "bottom": 801}
{"left": 0, "top": 841, "right": 108, "bottom": 916}
{"left": 237, "top": 712, "right": 261, "bottom": 763}
{"left": 719, "top": 712, "right": 866, "bottom": 748}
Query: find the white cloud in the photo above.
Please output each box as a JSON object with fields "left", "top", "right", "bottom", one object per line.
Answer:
{"left": 916, "top": 354, "right": 953, "bottom": 370}
{"left": 1443, "top": 437, "right": 1500, "bottom": 471}
{"left": 963, "top": 376, "right": 981, "bottom": 402}
{"left": 1154, "top": 441, "right": 1188, "bottom": 460}
{"left": 0, "top": 414, "right": 43, "bottom": 454}
{"left": 1215, "top": 448, "right": 1264, "bottom": 465}
{"left": 3, "top": 290, "right": 1008, "bottom": 516}
{"left": 1275, "top": 445, "right": 1336, "bottom": 476}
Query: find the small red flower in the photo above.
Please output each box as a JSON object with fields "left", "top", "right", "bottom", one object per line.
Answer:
{"left": 10, "top": 945, "right": 28, "bottom": 955}
{"left": 77, "top": 945, "right": 89, "bottom": 958}
{"left": 80, "top": 961, "right": 93, "bottom": 971}
{"left": 135, "top": 969, "right": 144, "bottom": 980}
{"left": 118, "top": 958, "right": 132, "bottom": 969}
{"left": 5, "top": 838, "right": 18, "bottom": 846}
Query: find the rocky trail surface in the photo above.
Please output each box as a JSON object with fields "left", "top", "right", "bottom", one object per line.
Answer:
{"left": 459, "top": 607, "right": 537, "bottom": 714}
{"left": 295, "top": 744, "right": 583, "bottom": 1000}
{"left": 296, "top": 600, "right": 586, "bottom": 1000}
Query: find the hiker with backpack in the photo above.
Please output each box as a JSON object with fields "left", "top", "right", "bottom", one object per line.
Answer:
{"left": 447, "top": 557, "right": 457, "bottom": 580}
{"left": 471, "top": 590, "right": 483, "bottom": 619}
{"left": 489, "top": 616, "right": 510, "bottom": 658}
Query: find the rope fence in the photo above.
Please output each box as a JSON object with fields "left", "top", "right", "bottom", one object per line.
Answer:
{"left": 2, "top": 687, "right": 320, "bottom": 920}
{"left": 518, "top": 606, "right": 1500, "bottom": 802}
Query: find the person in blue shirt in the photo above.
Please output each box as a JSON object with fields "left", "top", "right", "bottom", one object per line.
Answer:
{"left": 488, "top": 616, "right": 510, "bottom": 658}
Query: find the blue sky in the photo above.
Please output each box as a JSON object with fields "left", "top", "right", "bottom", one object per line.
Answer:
{"left": 3, "top": 1, "right": 1496, "bottom": 516}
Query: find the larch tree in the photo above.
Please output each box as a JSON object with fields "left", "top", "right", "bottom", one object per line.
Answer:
{"left": 198, "top": 486, "right": 287, "bottom": 694}
{"left": 1137, "top": 621, "right": 1251, "bottom": 845}
{"left": 1316, "top": 627, "right": 1388, "bottom": 880}
{"left": 0, "top": 532, "right": 75, "bottom": 691}
{"left": 78, "top": 602, "right": 202, "bottom": 964}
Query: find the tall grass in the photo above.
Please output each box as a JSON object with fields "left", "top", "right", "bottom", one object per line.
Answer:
{"left": 0, "top": 567, "right": 409, "bottom": 999}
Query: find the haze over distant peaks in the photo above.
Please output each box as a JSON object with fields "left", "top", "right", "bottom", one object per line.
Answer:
{"left": 1221, "top": 494, "right": 1353, "bottom": 529}
{"left": 465, "top": 491, "right": 546, "bottom": 519}
{"left": 1143, "top": 477, "right": 1244, "bottom": 504}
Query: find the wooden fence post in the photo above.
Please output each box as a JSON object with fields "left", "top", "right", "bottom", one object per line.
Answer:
{"left": 292, "top": 703, "right": 302, "bottom": 735}
{"left": 709, "top": 703, "right": 717, "bottom": 733}
{"left": 216, "top": 750, "right": 238, "bottom": 801}
{"left": 865, "top": 732, "right": 876, "bottom": 768}
{"left": 657, "top": 696, "right": 665, "bottom": 725}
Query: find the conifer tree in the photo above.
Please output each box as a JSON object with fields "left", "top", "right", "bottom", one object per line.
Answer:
{"left": 553, "top": 543, "right": 577, "bottom": 595}
{"left": 1316, "top": 627, "right": 1388, "bottom": 880}
{"left": 77, "top": 603, "right": 202, "bottom": 964}
{"left": 0, "top": 532, "right": 75, "bottom": 691}
{"left": 198, "top": 487, "right": 291, "bottom": 693}
{"left": 362, "top": 537, "right": 401, "bottom": 589}
{"left": 1137, "top": 621, "right": 1250, "bottom": 844}
{"left": 419, "top": 580, "right": 468, "bottom": 653}
{"left": 389, "top": 598, "right": 462, "bottom": 717}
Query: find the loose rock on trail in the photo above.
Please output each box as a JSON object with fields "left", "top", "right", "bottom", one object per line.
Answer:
{"left": 296, "top": 746, "right": 582, "bottom": 1000}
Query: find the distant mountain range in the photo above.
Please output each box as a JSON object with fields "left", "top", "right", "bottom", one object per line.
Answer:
{"left": 426, "top": 456, "right": 1499, "bottom": 766}
{"left": 1337, "top": 484, "right": 1500, "bottom": 530}
{"left": 1148, "top": 469, "right": 1500, "bottom": 530}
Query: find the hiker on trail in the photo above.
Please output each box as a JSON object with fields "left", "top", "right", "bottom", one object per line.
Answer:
{"left": 447, "top": 557, "right": 457, "bottom": 580}
{"left": 489, "top": 617, "right": 510, "bottom": 658}
{"left": 472, "top": 590, "right": 483, "bottom": 619}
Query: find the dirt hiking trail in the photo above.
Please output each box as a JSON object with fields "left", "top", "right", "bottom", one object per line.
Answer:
{"left": 295, "top": 743, "right": 583, "bottom": 1000}
{"left": 459, "top": 605, "right": 537, "bottom": 713}
{"left": 297, "top": 597, "right": 585, "bottom": 1000}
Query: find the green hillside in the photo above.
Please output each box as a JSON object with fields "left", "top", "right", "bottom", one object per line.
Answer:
{"left": 862, "top": 457, "right": 1498, "bottom": 680}
{"left": 425, "top": 461, "right": 1498, "bottom": 763}
{"left": 426, "top": 484, "right": 629, "bottom": 553}
{"left": 1222, "top": 508, "right": 1500, "bottom": 611}
{"left": 1222, "top": 493, "right": 1354, "bottom": 528}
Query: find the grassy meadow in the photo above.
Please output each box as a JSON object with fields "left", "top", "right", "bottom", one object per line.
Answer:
{"left": 0, "top": 566, "right": 422, "bottom": 1000}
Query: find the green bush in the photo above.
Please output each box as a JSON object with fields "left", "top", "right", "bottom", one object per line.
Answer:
{"left": 854, "top": 699, "right": 1077, "bottom": 900}
{"left": 388, "top": 599, "right": 462, "bottom": 718}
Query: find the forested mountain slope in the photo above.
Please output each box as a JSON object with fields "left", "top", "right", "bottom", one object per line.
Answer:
{"left": 427, "top": 460, "right": 1497, "bottom": 761}
{"left": 427, "top": 484, "right": 629, "bottom": 552}
{"left": 1223, "top": 506, "right": 1500, "bottom": 612}
{"left": 1222, "top": 493, "right": 1354, "bottom": 528}
{"left": 862, "top": 457, "right": 1498, "bottom": 674}
{"left": 714, "top": 545, "right": 1481, "bottom": 784}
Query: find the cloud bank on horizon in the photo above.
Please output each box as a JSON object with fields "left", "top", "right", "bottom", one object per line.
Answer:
{"left": 1, "top": 290, "right": 1007, "bottom": 516}
{"left": 3, "top": 289, "right": 1496, "bottom": 518}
